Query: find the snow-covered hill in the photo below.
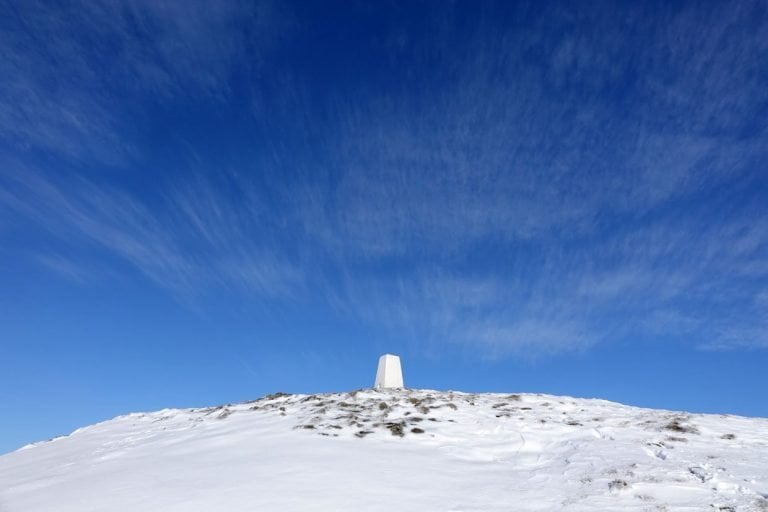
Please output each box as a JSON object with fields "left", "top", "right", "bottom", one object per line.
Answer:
{"left": 1, "top": 389, "right": 767, "bottom": 511}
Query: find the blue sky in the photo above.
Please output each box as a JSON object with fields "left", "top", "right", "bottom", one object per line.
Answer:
{"left": 1, "top": 0, "right": 767, "bottom": 454}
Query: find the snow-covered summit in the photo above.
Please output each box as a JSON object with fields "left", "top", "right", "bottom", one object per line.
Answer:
{"left": 1, "top": 389, "right": 767, "bottom": 511}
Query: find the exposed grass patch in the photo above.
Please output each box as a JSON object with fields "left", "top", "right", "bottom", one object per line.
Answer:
{"left": 385, "top": 422, "right": 406, "bottom": 437}
{"left": 608, "top": 479, "right": 629, "bottom": 491}
{"left": 664, "top": 418, "right": 699, "bottom": 434}
{"left": 264, "top": 392, "right": 291, "bottom": 401}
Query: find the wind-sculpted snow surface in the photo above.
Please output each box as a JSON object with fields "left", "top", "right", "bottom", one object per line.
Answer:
{"left": 1, "top": 390, "right": 767, "bottom": 511}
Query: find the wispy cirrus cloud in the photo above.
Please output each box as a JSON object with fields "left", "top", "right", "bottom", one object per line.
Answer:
{"left": 310, "top": 2, "right": 768, "bottom": 258}
{"left": 0, "top": 0, "right": 282, "bottom": 163}
{"left": 0, "top": 160, "right": 303, "bottom": 304}
{"left": 1, "top": 1, "right": 766, "bottom": 357}
{"left": 324, "top": 207, "right": 768, "bottom": 356}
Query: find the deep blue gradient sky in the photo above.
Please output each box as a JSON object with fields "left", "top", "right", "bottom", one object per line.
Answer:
{"left": 1, "top": 0, "right": 767, "bottom": 454}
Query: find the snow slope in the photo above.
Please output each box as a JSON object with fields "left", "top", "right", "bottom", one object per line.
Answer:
{"left": 1, "top": 389, "right": 767, "bottom": 511}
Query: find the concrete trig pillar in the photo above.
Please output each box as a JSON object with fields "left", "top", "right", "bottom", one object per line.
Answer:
{"left": 374, "top": 354, "right": 404, "bottom": 389}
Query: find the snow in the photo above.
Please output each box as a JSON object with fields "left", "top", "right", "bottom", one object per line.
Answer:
{"left": 1, "top": 389, "right": 767, "bottom": 511}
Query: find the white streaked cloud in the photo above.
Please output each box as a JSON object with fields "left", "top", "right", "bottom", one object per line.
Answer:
{"left": 318, "top": 205, "right": 768, "bottom": 356}
{"left": 0, "top": 160, "right": 302, "bottom": 304}
{"left": 1, "top": 1, "right": 766, "bottom": 356}
{"left": 0, "top": 0, "right": 281, "bottom": 162}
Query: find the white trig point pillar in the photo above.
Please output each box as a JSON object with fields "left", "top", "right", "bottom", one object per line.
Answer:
{"left": 374, "top": 354, "right": 404, "bottom": 389}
